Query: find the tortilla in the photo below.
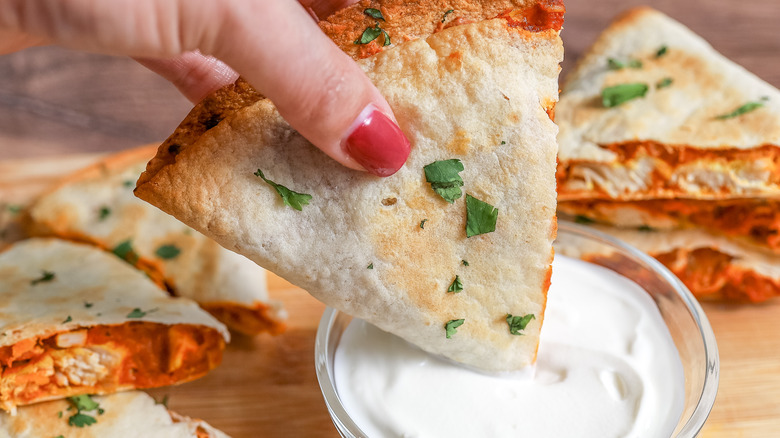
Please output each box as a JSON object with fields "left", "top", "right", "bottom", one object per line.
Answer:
{"left": 0, "top": 391, "right": 228, "bottom": 438}
{"left": 24, "top": 145, "right": 285, "bottom": 335}
{"left": 556, "top": 6, "right": 780, "bottom": 201}
{"left": 0, "top": 238, "right": 229, "bottom": 412}
{"left": 136, "top": 5, "right": 563, "bottom": 372}
{"left": 569, "top": 225, "right": 780, "bottom": 303}
{"left": 559, "top": 198, "right": 780, "bottom": 254}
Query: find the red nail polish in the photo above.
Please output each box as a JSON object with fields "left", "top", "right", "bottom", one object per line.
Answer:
{"left": 343, "top": 105, "right": 411, "bottom": 177}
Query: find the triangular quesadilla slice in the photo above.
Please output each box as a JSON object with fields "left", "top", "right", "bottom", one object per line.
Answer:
{"left": 556, "top": 6, "right": 780, "bottom": 202}
{"left": 24, "top": 146, "right": 285, "bottom": 335}
{"left": 570, "top": 225, "right": 780, "bottom": 303}
{"left": 559, "top": 198, "right": 780, "bottom": 255}
{"left": 136, "top": 4, "right": 563, "bottom": 372}
{"left": 0, "top": 391, "right": 228, "bottom": 438}
{"left": 0, "top": 238, "right": 229, "bottom": 412}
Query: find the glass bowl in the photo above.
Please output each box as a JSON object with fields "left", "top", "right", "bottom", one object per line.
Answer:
{"left": 315, "top": 220, "right": 719, "bottom": 437}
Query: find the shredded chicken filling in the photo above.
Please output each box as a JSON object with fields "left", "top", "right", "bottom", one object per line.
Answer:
{"left": 0, "top": 322, "right": 224, "bottom": 409}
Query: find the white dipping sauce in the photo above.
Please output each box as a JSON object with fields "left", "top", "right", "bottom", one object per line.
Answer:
{"left": 334, "top": 255, "right": 685, "bottom": 438}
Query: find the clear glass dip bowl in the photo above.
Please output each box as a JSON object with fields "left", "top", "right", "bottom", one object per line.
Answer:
{"left": 315, "top": 220, "right": 719, "bottom": 437}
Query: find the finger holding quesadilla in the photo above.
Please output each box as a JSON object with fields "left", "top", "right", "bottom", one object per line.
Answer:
{"left": 0, "top": 391, "right": 229, "bottom": 438}
{"left": 0, "top": 238, "right": 229, "bottom": 412}
{"left": 24, "top": 145, "right": 286, "bottom": 336}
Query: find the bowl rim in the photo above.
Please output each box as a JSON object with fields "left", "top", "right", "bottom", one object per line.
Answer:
{"left": 314, "top": 220, "right": 720, "bottom": 438}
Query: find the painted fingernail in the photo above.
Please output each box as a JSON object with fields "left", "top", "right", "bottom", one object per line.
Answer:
{"left": 342, "top": 104, "right": 411, "bottom": 177}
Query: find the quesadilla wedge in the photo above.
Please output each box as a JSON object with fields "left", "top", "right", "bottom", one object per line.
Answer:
{"left": 0, "top": 238, "right": 229, "bottom": 412}
{"left": 0, "top": 391, "right": 228, "bottom": 438}
{"left": 136, "top": 3, "right": 564, "bottom": 372}
{"left": 24, "top": 145, "right": 285, "bottom": 335}
{"left": 570, "top": 225, "right": 780, "bottom": 303}
{"left": 556, "top": 6, "right": 780, "bottom": 202}
{"left": 559, "top": 198, "right": 780, "bottom": 254}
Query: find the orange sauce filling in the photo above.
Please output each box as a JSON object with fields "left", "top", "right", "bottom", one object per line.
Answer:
{"left": 0, "top": 322, "right": 224, "bottom": 407}
{"left": 498, "top": 0, "right": 565, "bottom": 32}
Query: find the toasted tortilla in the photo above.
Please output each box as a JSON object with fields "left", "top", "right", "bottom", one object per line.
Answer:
{"left": 0, "top": 238, "right": 229, "bottom": 412}
{"left": 24, "top": 145, "right": 285, "bottom": 335}
{"left": 569, "top": 225, "right": 780, "bottom": 303}
{"left": 136, "top": 6, "right": 563, "bottom": 372}
{"left": 556, "top": 6, "right": 780, "bottom": 201}
{"left": 559, "top": 198, "right": 780, "bottom": 254}
{"left": 0, "top": 391, "right": 228, "bottom": 438}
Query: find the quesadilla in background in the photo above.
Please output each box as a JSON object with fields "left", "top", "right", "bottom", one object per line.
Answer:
{"left": 556, "top": 6, "right": 780, "bottom": 202}
{"left": 136, "top": 0, "right": 564, "bottom": 372}
{"left": 0, "top": 391, "right": 228, "bottom": 438}
{"left": 24, "top": 145, "right": 285, "bottom": 336}
{"left": 559, "top": 198, "right": 780, "bottom": 254}
{"left": 572, "top": 225, "right": 780, "bottom": 303}
{"left": 0, "top": 238, "right": 229, "bottom": 412}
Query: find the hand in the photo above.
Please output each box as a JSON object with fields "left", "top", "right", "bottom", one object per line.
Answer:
{"left": 0, "top": 0, "right": 411, "bottom": 177}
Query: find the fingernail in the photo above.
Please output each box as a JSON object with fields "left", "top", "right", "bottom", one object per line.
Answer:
{"left": 342, "top": 104, "right": 411, "bottom": 177}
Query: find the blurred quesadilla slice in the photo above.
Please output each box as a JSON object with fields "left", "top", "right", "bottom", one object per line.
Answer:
{"left": 559, "top": 198, "right": 780, "bottom": 254}
{"left": 0, "top": 391, "right": 228, "bottom": 438}
{"left": 0, "top": 238, "right": 229, "bottom": 412}
{"left": 136, "top": 4, "right": 563, "bottom": 372}
{"left": 157, "top": 0, "right": 564, "bottom": 169}
{"left": 575, "top": 225, "right": 780, "bottom": 303}
{"left": 556, "top": 6, "right": 780, "bottom": 202}
{"left": 24, "top": 145, "right": 285, "bottom": 336}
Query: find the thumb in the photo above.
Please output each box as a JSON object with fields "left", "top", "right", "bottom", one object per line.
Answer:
{"left": 211, "top": 1, "right": 410, "bottom": 177}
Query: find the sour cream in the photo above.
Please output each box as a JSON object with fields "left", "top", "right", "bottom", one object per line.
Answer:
{"left": 334, "top": 255, "right": 685, "bottom": 438}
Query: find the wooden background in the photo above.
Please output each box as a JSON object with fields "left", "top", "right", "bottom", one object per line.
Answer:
{"left": 1, "top": 0, "right": 780, "bottom": 437}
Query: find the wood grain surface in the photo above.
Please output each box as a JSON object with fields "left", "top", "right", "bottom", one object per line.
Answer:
{"left": 1, "top": 0, "right": 779, "bottom": 437}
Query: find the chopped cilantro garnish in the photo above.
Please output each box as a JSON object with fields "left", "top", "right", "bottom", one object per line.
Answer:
{"left": 68, "top": 412, "right": 97, "bottom": 427}
{"left": 363, "top": 8, "right": 385, "bottom": 20}
{"left": 420, "top": 219, "right": 428, "bottom": 229}
{"left": 68, "top": 395, "right": 99, "bottom": 412}
{"left": 98, "top": 206, "right": 111, "bottom": 221}
{"left": 656, "top": 77, "right": 673, "bottom": 89}
{"left": 501, "top": 141, "right": 506, "bottom": 145}
{"left": 465, "top": 194, "right": 498, "bottom": 237}
{"left": 424, "top": 159, "right": 464, "bottom": 203}
{"left": 112, "top": 240, "right": 139, "bottom": 264}
{"left": 155, "top": 244, "right": 181, "bottom": 260}
{"left": 84, "top": 301, "right": 93, "bottom": 308}
{"left": 442, "top": 9, "right": 455, "bottom": 22}
{"left": 254, "top": 169, "right": 312, "bottom": 211}
{"left": 367, "top": 263, "right": 374, "bottom": 269}
{"left": 714, "top": 101, "right": 765, "bottom": 120}
{"left": 31, "top": 270, "right": 55, "bottom": 285}
{"left": 157, "top": 394, "right": 170, "bottom": 407}
{"left": 447, "top": 275, "right": 463, "bottom": 293}
{"left": 656, "top": 45, "right": 668, "bottom": 58}
{"left": 607, "top": 58, "right": 642, "bottom": 70}
{"left": 58, "top": 411, "right": 63, "bottom": 418}
{"left": 461, "top": 259, "right": 469, "bottom": 266}
{"left": 445, "top": 319, "right": 465, "bottom": 339}
{"left": 602, "top": 83, "right": 648, "bottom": 107}
{"left": 574, "top": 215, "right": 595, "bottom": 224}
{"left": 122, "top": 180, "right": 134, "bottom": 188}
{"left": 54, "top": 435, "right": 64, "bottom": 438}
{"left": 6, "top": 204, "right": 22, "bottom": 214}
{"left": 354, "top": 23, "right": 391, "bottom": 46}
{"left": 126, "top": 308, "right": 156, "bottom": 318}
{"left": 506, "top": 313, "right": 535, "bottom": 335}
{"left": 638, "top": 225, "right": 655, "bottom": 232}
{"left": 62, "top": 316, "right": 72, "bottom": 324}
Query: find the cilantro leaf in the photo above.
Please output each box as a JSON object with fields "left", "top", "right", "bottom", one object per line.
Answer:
{"left": 67, "top": 395, "right": 99, "bottom": 412}
{"left": 62, "top": 316, "right": 72, "bottom": 324}
{"left": 714, "top": 102, "right": 765, "bottom": 120}
{"left": 155, "top": 244, "right": 181, "bottom": 260}
{"left": 254, "top": 169, "right": 312, "bottom": 211}
{"left": 112, "top": 240, "right": 139, "bottom": 264}
{"left": 656, "top": 77, "right": 673, "bottom": 89}
{"left": 602, "top": 83, "right": 649, "bottom": 107}
{"left": 445, "top": 319, "right": 465, "bottom": 339}
{"left": 126, "top": 308, "right": 156, "bottom": 318}
{"left": 122, "top": 180, "right": 134, "bottom": 188}
{"left": 447, "top": 275, "right": 463, "bottom": 293}
{"left": 6, "top": 204, "right": 22, "bottom": 214}
{"left": 574, "top": 215, "right": 595, "bottom": 224}
{"left": 420, "top": 219, "right": 428, "bottom": 229}
{"left": 607, "top": 58, "right": 642, "bottom": 70}
{"left": 461, "top": 259, "right": 469, "bottom": 266}
{"left": 84, "top": 301, "right": 93, "bottom": 308}
{"left": 367, "top": 263, "right": 374, "bottom": 269}
{"left": 55, "top": 435, "right": 64, "bottom": 438}
{"left": 157, "top": 394, "right": 170, "bottom": 407}
{"left": 355, "top": 23, "right": 390, "bottom": 46}
{"left": 656, "top": 45, "right": 668, "bottom": 58}
{"left": 638, "top": 225, "right": 655, "bottom": 232}
{"left": 442, "top": 9, "right": 455, "bottom": 22}
{"left": 363, "top": 8, "right": 385, "bottom": 20}
{"left": 506, "top": 313, "right": 535, "bottom": 335}
{"left": 31, "top": 270, "right": 55, "bottom": 285}
{"left": 98, "top": 206, "right": 111, "bottom": 221}
{"left": 68, "top": 412, "right": 97, "bottom": 427}
{"left": 424, "top": 159, "right": 464, "bottom": 203}
{"left": 465, "top": 194, "right": 498, "bottom": 237}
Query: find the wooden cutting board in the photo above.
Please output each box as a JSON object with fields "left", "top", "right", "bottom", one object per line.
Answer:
{"left": 1, "top": 153, "right": 779, "bottom": 438}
